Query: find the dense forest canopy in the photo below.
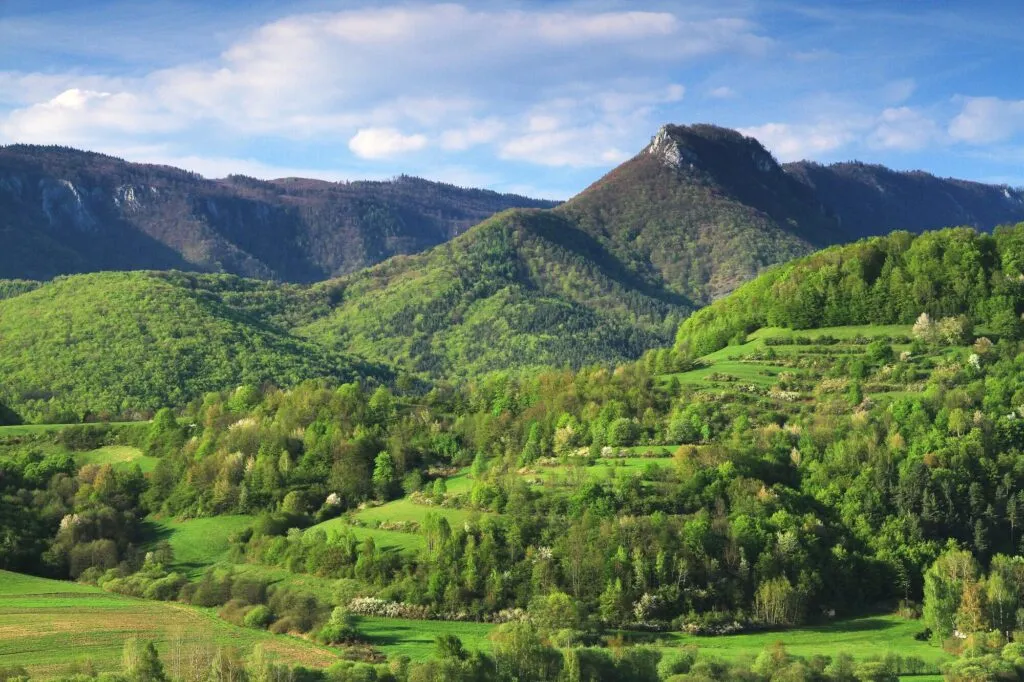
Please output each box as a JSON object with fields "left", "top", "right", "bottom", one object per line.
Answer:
{"left": 675, "top": 225, "right": 1024, "bottom": 359}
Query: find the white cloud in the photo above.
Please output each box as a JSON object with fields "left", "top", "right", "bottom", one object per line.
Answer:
{"left": 497, "top": 83, "right": 685, "bottom": 167}
{"left": 440, "top": 119, "right": 506, "bottom": 151}
{"left": 741, "top": 106, "right": 944, "bottom": 161}
{"left": 739, "top": 121, "right": 860, "bottom": 161}
{"left": 708, "top": 86, "right": 737, "bottom": 99}
{"left": 349, "top": 128, "right": 428, "bottom": 160}
{"left": 949, "top": 97, "right": 1024, "bottom": 144}
{"left": 882, "top": 78, "right": 916, "bottom": 104}
{"left": 1, "top": 88, "right": 179, "bottom": 145}
{"left": 868, "top": 107, "right": 941, "bottom": 151}
{"left": 0, "top": 3, "right": 763, "bottom": 155}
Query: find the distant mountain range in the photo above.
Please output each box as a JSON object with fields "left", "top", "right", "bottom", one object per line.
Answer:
{"left": 4, "top": 128, "right": 1022, "bottom": 299}
{"left": 0, "top": 145, "right": 556, "bottom": 282}
{"left": 3, "top": 125, "right": 1024, "bottom": 418}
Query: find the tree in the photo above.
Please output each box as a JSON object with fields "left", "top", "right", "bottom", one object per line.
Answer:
{"left": 372, "top": 451, "right": 396, "bottom": 500}
{"left": 937, "top": 316, "right": 972, "bottom": 345}
{"left": 923, "top": 546, "right": 978, "bottom": 641}
{"left": 912, "top": 313, "right": 937, "bottom": 343}
{"left": 317, "top": 606, "right": 358, "bottom": 644}
{"left": 123, "top": 638, "right": 167, "bottom": 682}
{"left": 955, "top": 580, "right": 989, "bottom": 634}
{"left": 528, "top": 590, "right": 580, "bottom": 636}
{"left": 491, "top": 621, "right": 562, "bottom": 682}
{"left": 754, "top": 576, "right": 799, "bottom": 626}
{"left": 606, "top": 418, "right": 638, "bottom": 448}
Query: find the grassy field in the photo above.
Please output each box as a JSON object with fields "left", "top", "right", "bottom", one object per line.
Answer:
{"left": 357, "top": 616, "right": 494, "bottom": 660}
{"left": 695, "top": 325, "right": 913, "bottom": 364}
{"left": 538, "top": 457, "right": 672, "bottom": 484}
{"left": 353, "top": 612, "right": 948, "bottom": 668}
{"left": 0, "top": 570, "right": 340, "bottom": 676}
{"left": 77, "top": 445, "right": 161, "bottom": 473}
{"left": 644, "top": 615, "right": 949, "bottom": 670}
{"left": 308, "top": 517, "right": 426, "bottom": 553}
{"left": 0, "top": 421, "right": 146, "bottom": 436}
{"left": 354, "top": 498, "right": 484, "bottom": 528}
{"left": 145, "top": 515, "right": 255, "bottom": 576}
{"left": 661, "top": 323, "right": 943, "bottom": 395}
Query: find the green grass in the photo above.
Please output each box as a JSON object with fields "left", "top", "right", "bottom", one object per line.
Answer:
{"left": 307, "top": 517, "right": 426, "bottom": 554}
{"left": 442, "top": 469, "right": 475, "bottom": 495}
{"left": 646, "top": 615, "right": 949, "bottom": 669}
{"left": 693, "top": 325, "right": 913, "bottom": 364}
{"left": 0, "top": 421, "right": 145, "bottom": 436}
{"left": 77, "top": 445, "right": 160, "bottom": 473}
{"left": 0, "top": 570, "right": 340, "bottom": 676}
{"left": 356, "top": 612, "right": 948, "bottom": 668}
{"left": 357, "top": 616, "right": 495, "bottom": 660}
{"left": 664, "top": 360, "right": 793, "bottom": 387}
{"left": 354, "top": 498, "right": 484, "bottom": 528}
{"left": 539, "top": 457, "right": 672, "bottom": 484}
{"left": 621, "top": 445, "right": 681, "bottom": 455}
{"left": 145, "top": 515, "right": 255, "bottom": 576}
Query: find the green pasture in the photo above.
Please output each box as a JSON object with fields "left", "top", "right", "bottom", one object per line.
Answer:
{"left": 0, "top": 570, "right": 339, "bottom": 676}
{"left": 0, "top": 421, "right": 146, "bottom": 436}
{"left": 357, "top": 616, "right": 495, "bottom": 661}
{"left": 354, "top": 498, "right": 485, "bottom": 528}
{"left": 649, "top": 614, "right": 949, "bottom": 670}
{"left": 145, "top": 515, "right": 255, "bottom": 576}
{"left": 307, "top": 517, "right": 426, "bottom": 553}
{"left": 77, "top": 445, "right": 160, "bottom": 473}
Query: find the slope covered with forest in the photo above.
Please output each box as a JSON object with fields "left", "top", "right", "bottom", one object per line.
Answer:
{"left": 298, "top": 209, "right": 691, "bottom": 376}
{"left": 674, "top": 224, "right": 1024, "bottom": 358}
{"left": 0, "top": 272, "right": 382, "bottom": 422}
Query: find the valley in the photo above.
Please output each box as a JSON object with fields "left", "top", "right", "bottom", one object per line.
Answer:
{"left": 1, "top": 128, "right": 1023, "bottom": 682}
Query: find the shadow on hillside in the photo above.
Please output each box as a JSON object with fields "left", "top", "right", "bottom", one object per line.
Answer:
{"left": 357, "top": 619, "right": 434, "bottom": 645}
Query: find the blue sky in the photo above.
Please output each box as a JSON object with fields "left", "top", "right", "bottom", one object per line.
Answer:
{"left": 1, "top": 0, "right": 1023, "bottom": 199}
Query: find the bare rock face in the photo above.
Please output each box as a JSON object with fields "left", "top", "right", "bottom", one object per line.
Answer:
{"left": 40, "top": 179, "right": 97, "bottom": 232}
{"left": 645, "top": 125, "right": 698, "bottom": 170}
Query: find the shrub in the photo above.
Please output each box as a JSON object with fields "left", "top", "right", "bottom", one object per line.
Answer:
{"left": 317, "top": 607, "right": 358, "bottom": 644}
{"left": 244, "top": 604, "right": 274, "bottom": 629}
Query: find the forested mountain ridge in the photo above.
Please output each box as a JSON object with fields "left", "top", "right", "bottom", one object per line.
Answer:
{"left": 786, "top": 159, "right": 1024, "bottom": 239}
{"left": 556, "top": 124, "right": 839, "bottom": 302}
{"left": 674, "top": 224, "right": 1024, "bottom": 358}
{"left": 297, "top": 208, "right": 691, "bottom": 376}
{"left": 0, "top": 271, "right": 385, "bottom": 422}
{"left": 557, "top": 124, "right": 1024, "bottom": 303}
{"left": 4, "top": 127, "right": 1024, "bottom": 303}
{"left": 0, "top": 144, "right": 557, "bottom": 282}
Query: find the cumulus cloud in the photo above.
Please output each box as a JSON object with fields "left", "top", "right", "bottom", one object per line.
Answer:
{"left": 868, "top": 107, "right": 941, "bottom": 151}
{"left": 0, "top": 3, "right": 764, "bottom": 161}
{"left": 1, "top": 88, "right": 179, "bottom": 145}
{"left": 739, "top": 121, "right": 860, "bottom": 161}
{"left": 349, "top": 128, "right": 428, "bottom": 159}
{"left": 498, "top": 83, "right": 688, "bottom": 167}
{"left": 741, "top": 106, "right": 944, "bottom": 161}
{"left": 440, "top": 119, "right": 506, "bottom": 151}
{"left": 949, "top": 97, "right": 1024, "bottom": 144}
{"left": 708, "top": 86, "right": 737, "bottom": 99}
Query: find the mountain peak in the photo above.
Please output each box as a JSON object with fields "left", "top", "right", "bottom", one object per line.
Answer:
{"left": 643, "top": 123, "right": 779, "bottom": 175}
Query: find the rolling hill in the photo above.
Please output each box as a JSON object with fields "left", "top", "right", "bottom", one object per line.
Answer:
{"left": 0, "top": 145, "right": 557, "bottom": 282}
{"left": 0, "top": 271, "right": 383, "bottom": 422}
{"left": 673, "top": 223, "right": 1024, "bottom": 358}
{"left": 297, "top": 209, "right": 691, "bottom": 375}
{"left": 3, "top": 126, "right": 1024, "bottom": 418}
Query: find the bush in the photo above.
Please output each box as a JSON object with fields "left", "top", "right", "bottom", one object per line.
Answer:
{"left": 269, "top": 616, "right": 301, "bottom": 634}
{"left": 244, "top": 604, "right": 274, "bottom": 629}
{"left": 657, "top": 647, "right": 698, "bottom": 678}
{"left": 317, "top": 607, "right": 358, "bottom": 644}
